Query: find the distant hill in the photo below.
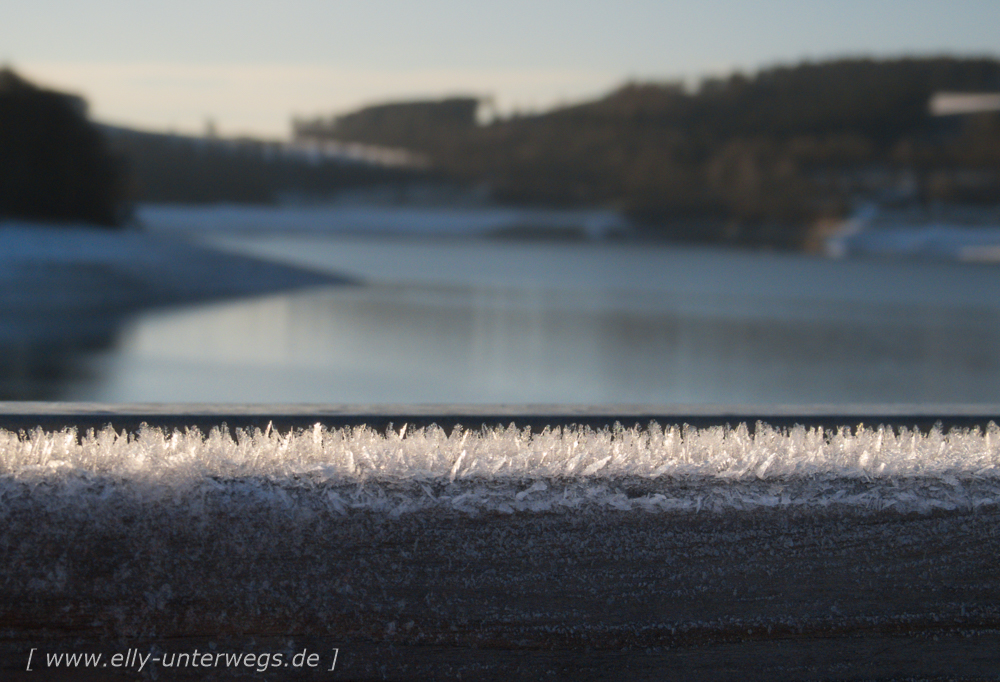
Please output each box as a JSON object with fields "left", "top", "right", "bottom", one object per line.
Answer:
{"left": 297, "top": 57, "right": 1000, "bottom": 248}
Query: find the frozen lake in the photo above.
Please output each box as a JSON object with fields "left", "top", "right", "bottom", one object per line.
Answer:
{"left": 43, "top": 226, "right": 1000, "bottom": 405}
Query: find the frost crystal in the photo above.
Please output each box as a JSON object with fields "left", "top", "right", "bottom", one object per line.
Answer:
{"left": 2, "top": 422, "right": 999, "bottom": 515}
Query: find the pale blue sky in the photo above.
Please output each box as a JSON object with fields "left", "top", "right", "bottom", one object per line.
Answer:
{"left": 4, "top": 0, "right": 998, "bottom": 137}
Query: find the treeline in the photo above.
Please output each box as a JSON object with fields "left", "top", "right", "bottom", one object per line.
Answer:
{"left": 106, "top": 128, "right": 429, "bottom": 205}
{"left": 294, "top": 98, "right": 479, "bottom": 149}
{"left": 296, "top": 57, "right": 1000, "bottom": 247}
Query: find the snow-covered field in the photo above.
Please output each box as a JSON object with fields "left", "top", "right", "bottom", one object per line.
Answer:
{"left": 834, "top": 223, "right": 1000, "bottom": 261}
{"left": 828, "top": 204, "right": 1000, "bottom": 261}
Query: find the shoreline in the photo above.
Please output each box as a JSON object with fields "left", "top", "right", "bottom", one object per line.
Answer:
{"left": 0, "top": 221, "right": 352, "bottom": 315}
{"left": 0, "top": 222, "right": 352, "bottom": 399}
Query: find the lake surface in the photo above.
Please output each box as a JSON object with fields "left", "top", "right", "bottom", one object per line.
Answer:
{"left": 49, "top": 231, "right": 1000, "bottom": 405}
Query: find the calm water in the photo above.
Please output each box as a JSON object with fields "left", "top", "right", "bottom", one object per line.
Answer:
{"left": 42, "top": 232, "right": 1000, "bottom": 405}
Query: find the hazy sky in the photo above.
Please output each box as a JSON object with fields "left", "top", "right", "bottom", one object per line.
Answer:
{"left": 4, "top": 0, "right": 999, "bottom": 138}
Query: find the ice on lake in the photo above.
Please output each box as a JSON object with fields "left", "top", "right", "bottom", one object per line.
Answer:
{"left": 7, "top": 204, "right": 1000, "bottom": 404}
{"left": 73, "top": 229, "right": 1000, "bottom": 404}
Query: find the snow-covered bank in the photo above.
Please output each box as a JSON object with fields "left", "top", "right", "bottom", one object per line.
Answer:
{"left": 827, "top": 204, "right": 1000, "bottom": 261}
{"left": 5, "top": 422, "right": 1000, "bottom": 515}
{"left": 0, "top": 221, "right": 348, "bottom": 314}
{"left": 833, "top": 223, "right": 1000, "bottom": 261}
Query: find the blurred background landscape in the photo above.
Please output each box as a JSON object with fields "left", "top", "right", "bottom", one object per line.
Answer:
{"left": 2, "top": 1, "right": 1000, "bottom": 405}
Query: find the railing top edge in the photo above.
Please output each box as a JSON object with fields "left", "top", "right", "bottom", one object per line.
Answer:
{"left": 1, "top": 403, "right": 999, "bottom": 435}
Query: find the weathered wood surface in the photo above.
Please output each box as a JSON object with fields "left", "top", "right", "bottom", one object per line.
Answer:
{"left": 2, "top": 501, "right": 999, "bottom": 680}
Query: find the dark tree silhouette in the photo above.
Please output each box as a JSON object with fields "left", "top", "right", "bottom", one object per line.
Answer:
{"left": 0, "top": 68, "right": 126, "bottom": 226}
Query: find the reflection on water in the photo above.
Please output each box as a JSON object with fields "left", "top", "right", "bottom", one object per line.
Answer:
{"left": 45, "top": 235, "right": 1000, "bottom": 405}
{"left": 0, "top": 311, "right": 118, "bottom": 400}
{"left": 0, "top": 264, "right": 136, "bottom": 400}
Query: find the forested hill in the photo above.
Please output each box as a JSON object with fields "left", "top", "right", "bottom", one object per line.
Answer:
{"left": 558, "top": 58, "right": 1000, "bottom": 139}
{"left": 296, "top": 57, "right": 1000, "bottom": 248}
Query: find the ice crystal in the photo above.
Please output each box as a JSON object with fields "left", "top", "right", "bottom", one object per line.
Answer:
{"left": 2, "top": 421, "right": 999, "bottom": 515}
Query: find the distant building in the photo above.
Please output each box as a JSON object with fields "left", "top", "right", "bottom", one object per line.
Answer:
{"left": 929, "top": 92, "right": 1000, "bottom": 116}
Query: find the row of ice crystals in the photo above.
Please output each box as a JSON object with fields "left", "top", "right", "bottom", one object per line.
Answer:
{"left": 2, "top": 421, "right": 999, "bottom": 483}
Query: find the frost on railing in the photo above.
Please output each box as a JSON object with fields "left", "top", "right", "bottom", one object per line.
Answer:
{"left": 2, "top": 421, "right": 1000, "bottom": 515}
